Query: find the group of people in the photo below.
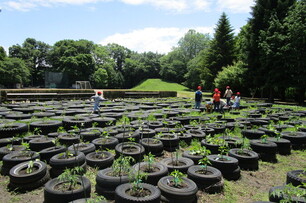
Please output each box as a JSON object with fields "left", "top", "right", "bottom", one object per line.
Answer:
{"left": 194, "top": 85, "right": 241, "bottom": 112}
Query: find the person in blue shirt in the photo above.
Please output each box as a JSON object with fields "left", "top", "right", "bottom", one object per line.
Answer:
{"left": 195, "top": 86, "right": 203, "bottom": 109}
{"left": 91, "top": 91, "right": 106, "bottom": 115}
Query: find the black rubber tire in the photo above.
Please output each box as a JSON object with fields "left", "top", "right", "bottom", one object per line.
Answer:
{"left": 115, "top": 132, "right": 141, "bottom": 143}
{"left": 44, "top": 176, "right": 91, "bottom": 203}
{"left": 182, "top": 151, "right": 203, "bottom": 165}
{"left": 29, "top": 137, "right": 55, "bottom": 152}
{"left": 132, "top": 162, "right": 168, "bottom": 186}
{"left": 135, "top": 128, "right": 156, "bottom": 139}
{"left": 115, "top": 183, "right": 161, "bottom": 203}
{"left": 250, "top": 140, "right": 278, "bottom": 162}
{"left": 207, "top": 155, "right": 239, "bottom": 172}
{"left": 49, "top": 151, "right": 86, "bottom": 169}
{"left": 29, "top": 120, "right": 62, "bottom": 135}
{"left": 0, "top": 145, "right": 26, "bottom": 160}
{"left": 9, "top": 160, "right": 47, "bottom": 184}
{"left": 92, "top": 137, "right": 119, "bottom": 150}
{"left": 0, "top": 123, "right": 28, "bottom": 138}
{"left": 187, "top": 165, "right": 223, "bottom": 193}
{"left": 68, "top": 143, "right": 96, "bottom": 155}
{"left": 1, "top": 151, "right": 40, "bottom": 176}
{"left": 286, "top": 170, "right": 306, "bottom": 188}
{"left": 267, "top": 137, "right": 291, "bottom": 155}
{"left": 79, "top": 131, "right": 100, "bottom": 142}
{"left": 147, "top": 121, "right": 164, "bottom": 129}
{"left": 85, "top": 151, "right": 114, "bottom": 169}
{"left": 68, "top": 198, "right": 108, "bottom": 203}
{"left": 186, "top": 129, "right": 206, "bottom": 140}
{"left": 160, "top": 157, "right": 194, "bottom": 173}
{"left": 242, "top": 129, "right": 265, "bottom": 139}
{"left": 92, "top": 117, "right": 116, "bottom": 127}
{"left": 228, "top": 148, "right": 259, "bottom": 171}
{"left": 158, "top": 176, "right": 198, "bottom": 203}
{"left": 9, "top": 170, "right": 50, "bottom": 191}
{"left": 139, "top": 138, "right": 164, "bottom": 156}
{"left": 58, "top": 134, "right": 80, "bottom": 146}
{"left": 115, "top": 142, "right": 145, "bottom": 162}
{"left": 0, "top": 137, "right": 21, "bottom": 147}
{"left": 155, "top": 133, "right": 180, "bottom": 152}
{"left": 95, "top": 168, "right": 129, "bottom": 199}
{"left": 201, "top": 140, "right": 221, "bottom": 155}
{"left": 62, "top": 116, "right": 93, "bottom": 130}
{"left": 39, "top": 146, "right": 67, "bottom": 163}
{"left": 281, "top": 131, "right": 306, "bottom": 149}
{"left": 268, "top": 185, "right": 306, "bottom": 202}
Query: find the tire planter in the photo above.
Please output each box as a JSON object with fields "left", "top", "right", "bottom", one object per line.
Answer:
{"left": 160, "top": 157, "right": 194, "bottom": 173}
{"left": 139, "top": 138, "right": 164, "bottom": 156}
{"left": 187, "top": 165, "right": 223, "bottom": 193}
{"left": 268, "top": 185, "right": 306, "bottom": 203}
{"left": 95, "top": 167, "right": 129, "bottom": 200}
{"left": 91, "top": 117, "right": 116, "bottom": 127}
{"left": 0, "top": 145, "right": 26, "bottom": 160}
{"left": 132, "top": 162, "right": 168, "bottom": 186}
{"left": 1, "top": 151, "right": 40, "bottom": 176}
{"left": 267, "top": 137, "right": 291, "bottom": 155}
{"left": 49, "top": 151, "right": 86, "bottom": 178}
{"left": 158, "top": 176, "right": 198, "bottom": 203}
{"left": 79, "top": 131, "right": 100, "bottom": 142}
{"left": 241, "top": 129, "right": 265, "bottom": 139}
{"left": 0, "top": 123, "right": 28, "bottom": 138}
{"left": 85, "top": 151, "right": 114, "bottom": 169}
{"left": 182, "top": 150, "right": 203, "bottom": 165}
{"left": 115, "top": 183, "right": 161, "bottom": 203}
{"left": 39, "top": 146, "right": 67, "bottom": 163}
{"left": 250, "top": 140, "right": 278, "bottom": 162}
{"left": 286, "top": 170, "right": 306, "bottom": 188}
{"left": 186, "top": 129, "right": 206, "bottom": 140}
{"left": 29, "top": 137, "right": 55, "bottom": 152}
{"left": 155, "top": 133, "right": 180, "bottom": 152}
{"left": 62, "top": 117, "right": 93, "bottom": 130}
{"left": 115, "top": 142, "right": 145, "bottom": 162}
{"left": 281, "top": 131, "right": 306, "bottom": 150}
{"left": 0, "top": 137, "right": 21, "bottom": 147}
{"left": 92, "top": 137, "right": 119, "bottom": 150}
{"left": 58, "top": 134, "right": 80, "bottom": 146}
{"left": 8, "top": 160, "right": 50, "bottom": 191}
{"left": 29, "top": 120, "right": 62, "bottom": 135}
{"left": 207, "top": 155, "right": 240, "bottom": 180}
{"left": 115, "top": 132, "right": 141, "bottom": 143}
{"left": 44, "top": 176, "right": 91, "bottom": 203}
{"left": 68, "top": 143, "right": 96, "bottom": 155}
{"left": 228, "top": 148, "right": 259, "bottom": 171}
{"left": 201, "top": 140, "right": 221, "bottom": 155}
{"left": 135, "top": 128, "right": 156, "bottom": 138}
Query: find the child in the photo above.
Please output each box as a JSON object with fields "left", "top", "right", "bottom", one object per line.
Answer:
{"left": 232, "top": 92, "right": 241, "bottom": 110}
{"left": 213, "top": 90, "right": 221, "bottom": 112}
{"left": 223, "top": 86, "right": 233, "bottom": 106}
{"left": 195, "top": 86, "right": 203, "bottom": 109}
{"left": 205, "top": 101, "right": 213, "bottom": 113}
{"left": 91, "top": 91, "right": 106, "bottom": 115}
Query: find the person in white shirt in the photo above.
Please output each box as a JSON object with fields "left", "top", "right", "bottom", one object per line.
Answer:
{"left": 91, "top": 91, "right": 106, "bottom": 115}
{"left": 232, "top": 92, "right": 241, "bottom": 110}
{"left": 223, "top": 86, "right": 233, "bottom": 106}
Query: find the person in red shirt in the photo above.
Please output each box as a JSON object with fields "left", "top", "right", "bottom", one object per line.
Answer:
{"left": 213, "top": 90, "right": 221, "bottom": 112}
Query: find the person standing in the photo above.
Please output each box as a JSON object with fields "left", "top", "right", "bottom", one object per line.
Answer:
{"left": 91, "top": 91, "right": 106, "bottom": 115}
{"left": 213, "top": 90, "right": 221, "bottom": 112}
{"left": 232, "top": 92, "right": 241, "bottom": 110}
{"left": 195, "top": 86, "right": 203, "bottom": 109}
{"left": 223, "top": 86, "right": 233, "bottom": 106}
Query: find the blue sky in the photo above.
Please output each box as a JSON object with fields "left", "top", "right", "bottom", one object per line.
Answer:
{"left": 0, "top": 0, "right": 254, "bottom": 54}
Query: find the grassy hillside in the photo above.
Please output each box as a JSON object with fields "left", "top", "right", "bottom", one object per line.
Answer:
{"left": 132, "top": 79, "right": 190, "bottom": 91}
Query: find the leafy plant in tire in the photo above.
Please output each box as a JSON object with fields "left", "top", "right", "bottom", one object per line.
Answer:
{"left": 57, "top": 167, "right": 84, "bottom": 191}
{"left": 128, "top": 170, "right": 148, "bottom": 197}
{"left": 198, "top": 156, "right": 211, "bottom": 174}
{"left": 142, "top": 152, "right": 155, "bottom": 172}
{"left": 260, "top": 134, "right": 269, "bottom": 144}
{"left": 271, "top": 183, "right": 306, "bottom": 203}
{"left": 218, "top": 145, "right": 229, "bottom": 160}
{"left": 111, "top": 155, "right": 134, "bottom": 176}
{"left": 169, "top": 170, "right": 186, "bottom": 188}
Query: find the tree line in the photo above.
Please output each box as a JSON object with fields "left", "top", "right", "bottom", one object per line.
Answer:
{"left": 0, "top": 0, "right": 305, "bottom": 104}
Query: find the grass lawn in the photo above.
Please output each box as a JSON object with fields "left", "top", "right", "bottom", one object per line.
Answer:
{"left": 132, "top": 79, "right": 190, "bottom": 91}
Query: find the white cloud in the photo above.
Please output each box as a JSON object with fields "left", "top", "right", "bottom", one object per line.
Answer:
{"left": 216, "top": 0, "right": 254, "bottom": 13}
{"left": 1, "top": 0, "right": 212, "bottom": 12}
{"left": 99, "top": 27, "right": 214, "bottom": 54}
